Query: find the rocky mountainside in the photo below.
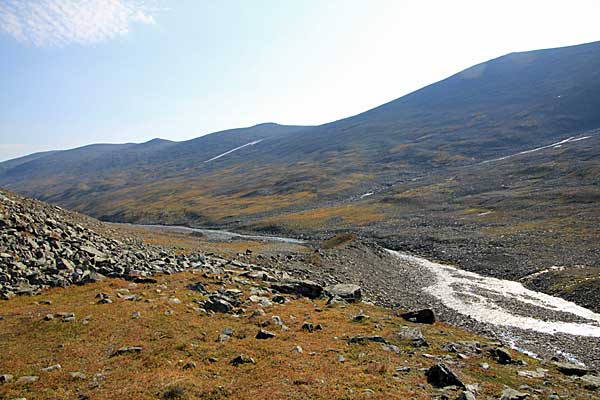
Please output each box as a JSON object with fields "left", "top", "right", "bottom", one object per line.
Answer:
{"left": 1, "top": 191, "right": 599, "bottom": 399}
{"left": 0, "top": 189, "right": 208, "bottom": 299}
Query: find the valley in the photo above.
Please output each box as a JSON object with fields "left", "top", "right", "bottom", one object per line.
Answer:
{"left": 1, "top": 43, "right": 598, "bottom": 315}
{"left": 1, "top": 38, "right": 600, "bottom": 399}
{"left": 1, "top": 189, "right": 599, "bottom": 399}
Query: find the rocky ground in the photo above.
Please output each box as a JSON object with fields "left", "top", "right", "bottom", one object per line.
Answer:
{"left": 0, "top": 190, "right": 206, "bottom": 299}
{"left": 1, "top": 189, "right": 600, "bottom": 399}
{"left": 249, "top": 236, "right": 600, "bottom": 370}
{"left": 1, "top": 261, "right": 599, "bottom": 399}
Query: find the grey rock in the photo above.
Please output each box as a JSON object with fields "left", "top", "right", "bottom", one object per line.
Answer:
{"left": 456, "top": 391, "right": 476, "bottom": 400}
{"left": 16, "top": 375, "right": 39, "bottom": 384}
{"left": 517, "top": 368, "right": 546, "bottom": 379}
{"left": 553, "top": 361, "right": 594, "bottom": 376}
{"left": 499, "top": 388, "right": 529, "bottom": 400}
{"left": 395, "top": 326, "right": 428, "bottom": 347}
{"left": 400, "top": 309, "right": 436, "bottom": 324}
{"left": 203, "top": 298, "right": 233, "bottom": 313}
{"left": 271, "top": 295, "right": 288, "bottom": 304}
{"left": 425, "top": 363, "right": 465, "bottom": 389}
{"left": 489, "top": 348, "right": 514, "bottom": 365}
{"left": 256, "top": 329, "right": 276, "bottom": 339}
{"left": 217, "top": 327, "right": 234, "bottom": 342}
{"left": 111, "top": 346, "right": 143, "bottom": 356}
{"left": 41, "top": 364, "right": 62, "bottom": 372}
{"left": 69, "top": 371, "right": 87, "bottom": 380}
{"left": 351, "top": 313, "right": 370, "bottom": 322}
{"left": 579, "top": 374, "right": 600, "bottom": 390}
{"left": 182, "top": 361, "right": 197, "bottom": 370}
{"left": 270, "top": 279, "right": 323, "bottom": 299}
{"left": 324, "top": 283, "right": 362, "bottom": 303}
{"left": 230, "top": 354, "right": 256, "bottom": 366}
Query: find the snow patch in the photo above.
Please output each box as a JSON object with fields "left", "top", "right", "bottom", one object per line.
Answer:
{"left": 205, "top": 139, "right": 264, "bottom": 163}
{"left": 360, "top": 192, "right": 374, "bottom": 199}
{"left": 482, "top": 135, "right": 593, "bottom": 164}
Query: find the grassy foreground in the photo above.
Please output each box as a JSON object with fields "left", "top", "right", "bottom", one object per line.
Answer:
{"left": 0, "top": 264, "right": 595, "bottom": 399}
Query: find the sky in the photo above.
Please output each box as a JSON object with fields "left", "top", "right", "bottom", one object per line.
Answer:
{"left": 1, "top": 0, "right": 600, "bottom": 161}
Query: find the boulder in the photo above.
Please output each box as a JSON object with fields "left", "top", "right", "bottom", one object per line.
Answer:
{"left": 579, "top": 374, "right": 600, "bottom": 390}
{"left": 256, "top": 329, "right": 276, "bottom": 339}
{"left": 324, "top": 284, "right": 362, "bottom": 303}
{"left": 553, "top": 361, "right": 594, "bottom": 377}
{"left": 230, "top": 354, "right": 256, "bottom": 366}
{"left": 499, "top": 388, "right": 529, "bottom": 400}
{"left": 456, "top": 391, "right": 476, "bottom": 400}
{"left": 395, "top": 326, "right": 428, "bottom": 347}
{"left": 270, "top": 279, "right": 323, "bottom": 299}
{"left": 111, "top": 346, "right": 143, "bottom": 357}
{"left": 203, "top": 298, "right": 233, "bottom": 313}
{"left": 489, "top": 348, "right": 514, "bottom": 365}
{"left": 400, "top": 309, "right": 435, "bottom": 324}
{"left": 16, "top": 375, "right": 39, "bottom": 385}
{"left": 425, "top": 363, "right": 465, "bottom": 388}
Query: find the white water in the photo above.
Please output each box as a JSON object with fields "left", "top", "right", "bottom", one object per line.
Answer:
{"left": 482, "top": 135, "right": 592, "bottom": 164}
{"left": 204, "top": 139, "right": 264, "bottom": 162}
{"left": 388, "top": 250, "right": 600, "bottom": 337}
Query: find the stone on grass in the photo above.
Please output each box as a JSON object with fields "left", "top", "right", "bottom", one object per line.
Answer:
{"left": 111, "top": 346, "right": 143, "bottom": 357}
{"left": 456, "top": 390, "right": 477, "bottom": 400}
{"left": 256, "top": 329, "right": 276, "bottom": 339}
{"left": 579, "top": 374, "right": 600, "bottom": 390}
{"left": 182, "top": 361, "right": 197, "bottom": 370}
{"left": 553, "top": 361, "right": 593, "bottom": 377}
{"left": 324, "top": 284, "right": 362, "bottom": 303}
{"left": 395, "top": 326, "right": 428, "bottom": 347}
{"left": 16, "top": 375, "right": 39, "bottom": 385}
{"left": 270, "top": 279, "right": 323, "bottom": 299}
{"left": 425, "top": 363, "right": 465, "bottom": 389}
{"left": 517, "top": 368, "right": 546, "bottom": 379}
{"left": 69, "top": 371, "right": 86, "bottom": 380}
{"left": 230, "top": 354, "right": 256, "bottom": 366}
{"left": 400, "top": 309, "right": 435, "bottom": 324}
{"left": 489, "top": 348, "right": 513, "bottom": 365}
{"left": 500, "top": 388, "right": 529, "bottom": 400}
{"left": 41, "top": 364, "right": 62, "bottom": 372}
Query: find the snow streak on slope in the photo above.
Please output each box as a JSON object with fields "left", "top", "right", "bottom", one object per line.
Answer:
{"left": 204, "top": 139, "right": 264, "bottom": 163}
{"left": 388, "top": 250, "right": 600, "bottom": 337}
{"left": 481, "top": 135, "right": 593, "bottom": 164}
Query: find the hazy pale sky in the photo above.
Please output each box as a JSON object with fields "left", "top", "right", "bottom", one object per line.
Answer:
{"left": 1, "top": 0, "right": 600, "bottom": 161}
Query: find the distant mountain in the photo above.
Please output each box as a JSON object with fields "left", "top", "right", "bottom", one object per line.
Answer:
{"left": 1, "top": 41, "right": 599, "bottom": 285}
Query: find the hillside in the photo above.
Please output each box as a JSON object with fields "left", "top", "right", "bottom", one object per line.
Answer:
{"left": 0, "top": 41, "right": 599, "bottom": 306}
{"left": 1, "top": 190, "right": 599, "bottom": 399}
